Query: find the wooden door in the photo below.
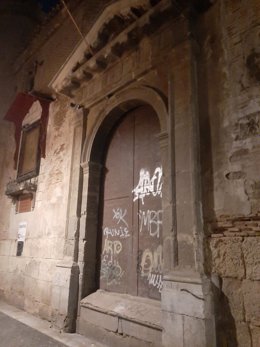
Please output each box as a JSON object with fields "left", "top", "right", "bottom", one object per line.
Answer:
{"left": 99, "top": 105, "right": 163, "bottom": 300}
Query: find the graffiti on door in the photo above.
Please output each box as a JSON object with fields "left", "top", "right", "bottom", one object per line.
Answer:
{"left": 100, "top": 238, "right": 124, "bottom": 285}
{"left": 132, "top": 167, "right": 163, "bottom": 204}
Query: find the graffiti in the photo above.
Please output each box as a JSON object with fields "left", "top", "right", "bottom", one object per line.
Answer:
{"left": 132, "top": 167, "right": 163, "bottom": 204}
{"left": 140, "top": 245, "right": 163, "bottom": 276}
{"left": 147, "top": 273, "right": 163, "bottom": 293}
{"left": 139, "top": 245, "right": 163, "bottom": 293}
{"left": 100, "top": 239, "right": 124, "bottom": 285}
{"left": 138, "top": 209, "right": 163, "bottom": 238}
{"left": 102, "top": 239, "right": 122, "bottom": 255}
{"left": 100, "top": 258, "right": 124, "bottom": 285}
{"left": 113, "top": 208, "right": 128, "bottom": 227}
{"left": 103, "top": 226, "right": 129, "bottom": 238}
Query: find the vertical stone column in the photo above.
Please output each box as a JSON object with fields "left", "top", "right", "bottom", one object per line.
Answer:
{"left": 51, "top": 108, "right": 85, "bottom": 332}
{"left": 79, "top": 161, "right": 103, "bottom": 299}
{"left": 161, "top": 38, "right": 216, "bottom": 347}
{"left": 158, "top": 131, "right": 176, "bottom": 273}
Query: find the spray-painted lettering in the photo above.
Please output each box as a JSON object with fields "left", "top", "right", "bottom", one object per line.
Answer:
{"left": 147, "top": 273, "right": 163, "bottom": 293}
{"left": 112, "top": 208, "right": 128, "bottom": 227}
{"left": 139, "top": 245, "right": 163, "bottom": 293}
{"left": 138, "top": 209, "right": 163, "bottom": 238}
{"left": 103, "top": 226, "right": 129, "bottom": 238}
{"left": 132, "top": 167, "right": 162, "bottom": 204}
{"left": 140, "top": 245, "right": 163, "bottom": 275}
{"left": 100, "top": 239, "right": 124, "bottom": 285}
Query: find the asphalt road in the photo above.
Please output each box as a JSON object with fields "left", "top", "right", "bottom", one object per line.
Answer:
{"left": 0, "top": 311, "right": 67, "bottom": 347}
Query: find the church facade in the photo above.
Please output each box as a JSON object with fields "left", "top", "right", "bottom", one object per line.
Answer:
{"left": 0, "top": 1, "right": 260, "bottom": 346}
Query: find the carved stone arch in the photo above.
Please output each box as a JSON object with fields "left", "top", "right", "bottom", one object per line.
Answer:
{"left": 81, "top": 85, "right": 168, "bottom": 165}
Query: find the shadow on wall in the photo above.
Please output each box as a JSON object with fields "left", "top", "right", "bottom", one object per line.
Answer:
{"left": 212, "top": 281, "right": 238, "bottom": 347}
{"left": 195, "top": 11, "right": 239, "bottom": 347}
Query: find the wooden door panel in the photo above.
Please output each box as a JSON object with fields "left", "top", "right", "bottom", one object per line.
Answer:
{"left": 100, "top": 197, "right": 133, "bottom": 293}
{"left": 133, "top": 106, "right": 163, "bottom": 300}
{"left": 99, "top": 105, "right": 162, "bottom": 300}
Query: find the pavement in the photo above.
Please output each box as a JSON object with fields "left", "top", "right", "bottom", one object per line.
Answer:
{"left": 0, "top": 300, "right": 106, "bottom": 347}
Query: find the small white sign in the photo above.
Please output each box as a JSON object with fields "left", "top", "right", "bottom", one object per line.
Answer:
{"left": 18, "top": 222, "right": 27, "bottom": 242}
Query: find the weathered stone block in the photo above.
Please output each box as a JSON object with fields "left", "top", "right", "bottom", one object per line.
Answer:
{"left": 121, "top": 318, "right": 161, "bottom": 344}
{"left": 40, "top": 280, "right": 51, "bottom": 306}
{"left": 162, "top": 312, "right": 183, "bottom": 347}
{"left": 222, "top": 278, "right": 244, "bottom": 321}
{"left": 210, "top": 237, "right": 245, "bottom": 278}
{"left": 24, "top": 277, "right": 39, "bottom": 301}
{"left": 251, "top": 325, "right": 260, "bottom": 347}
{"left": 242, "top": 237, "right": 260, "bottom": 280}
{"left": 39, "top": 260, "right": 55, "bottom": 282}
{"left": 0, "top": 240, "right": 11, "bottom": 256}
{"left": 25, "top": 259, "right": 40, "bottom": 279}
{"left": 162, "top": 280, "right": 204, "bottom": 319}
{"left": 38, "top": 303, "right": 52, "bottom": 321}
{"left": 184, "top": 316, "right": 206, "bottom": 347}
{"left": 242, "top": 280, "right": 260, "bottom": 323}
{"left": 80, "top": 307, "right": 118, "bottom": 332}
{"left": 236, "top": 322, "right": 251, "bottom": 347}
{"left": 24, "top": 297, "right": 39, "bottom": 316}
{"left": 59, "top": 286, "right": 69, "bottom": 315}
{"left": 0, "top": 255, "right": 10, "bottom": 272}
{"left": 52, "top": 265, "right": 70, "bottom": 288}
{"left": 51, "top": 285, "right": 60, "bottom": 311}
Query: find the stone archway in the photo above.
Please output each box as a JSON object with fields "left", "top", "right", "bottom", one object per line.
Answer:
{"left": 80, "top": 86, "right": 169, "bottom": 298}
{"left": 77, "top": 86, "right": 170, "bottom": 346}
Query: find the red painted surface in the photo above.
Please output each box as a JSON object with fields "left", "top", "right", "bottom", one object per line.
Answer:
{"left": 4, "top": 92, "right": 52, "bottom": 167}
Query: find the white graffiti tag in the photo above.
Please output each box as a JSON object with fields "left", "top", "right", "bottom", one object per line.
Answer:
{"left": 132, "top": 167, "right": 163, "bottom": 204}
{"left": 103, "top": 226, "right": 129, "bottom": 238}
{"left": 112, "top": 208, "right": 128, "bottom": 227}
{"left": 102, "top": 239, "right": 122, "bottom": 255}
{"left": 148, "top": 273, "right": 163, "bottom": 293}
{"left": 140, "top": 245, "right": 163, "bottom": 276}
{"left": 138, "top": 209, "right": 163, "bottom": 238}
{"left": 140, "top": 245, "right": 163, "bottom": 293}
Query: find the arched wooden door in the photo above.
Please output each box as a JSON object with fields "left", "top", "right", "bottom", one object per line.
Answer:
{"left": 99, "top": 105, "right": 163, "bottom": 300}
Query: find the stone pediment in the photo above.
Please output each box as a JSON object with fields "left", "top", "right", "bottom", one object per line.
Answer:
{"left": 50, "top": 0, "right": 213, "bottom": 100}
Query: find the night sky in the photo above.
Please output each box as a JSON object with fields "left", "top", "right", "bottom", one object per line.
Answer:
{"left": 36, "top": 0, "right": 60, "bottom": 13}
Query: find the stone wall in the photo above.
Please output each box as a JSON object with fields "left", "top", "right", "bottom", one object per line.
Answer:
{"left": 210, "top": 217, "right": 260, "bottom": 346}
{"left": 0, "top": 97, "right": 74, "bottom": 324}
{"left": 198, "top": 1, "right": 260, "bottom": 346}
{"left": 0, "top": 0, "right": 259, "bottom": 345}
